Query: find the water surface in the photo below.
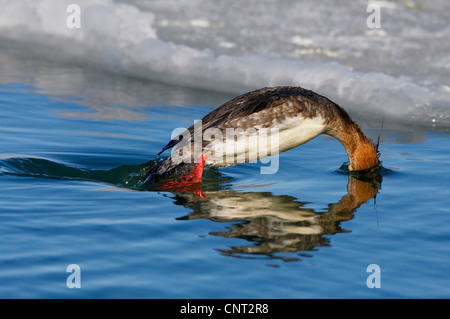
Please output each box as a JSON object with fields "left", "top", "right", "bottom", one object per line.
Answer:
{"left": 0, "top": 0, "right": 449, "bottom": 299}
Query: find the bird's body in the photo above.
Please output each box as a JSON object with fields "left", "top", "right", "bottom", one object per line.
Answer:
{"left": 146, "top": 86, "right": 380, "bottom": 186}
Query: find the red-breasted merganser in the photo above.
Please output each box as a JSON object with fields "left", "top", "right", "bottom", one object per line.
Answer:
{"left": 145, "top": 86, "right": 380, "bottom": 188}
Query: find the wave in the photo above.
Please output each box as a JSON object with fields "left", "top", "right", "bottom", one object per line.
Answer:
{"left": 0, "top": 157, "right": 151, "bottom": 189}
{"left": 0, "top": 157, "right": 231, "bottom": 192}
{"left": 0, "top": 0, "right": 449, "bottom": 126}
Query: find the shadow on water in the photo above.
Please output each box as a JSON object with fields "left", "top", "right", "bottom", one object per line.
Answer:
{"left": 0, "top": 156, "right": 384, "bottom": 262}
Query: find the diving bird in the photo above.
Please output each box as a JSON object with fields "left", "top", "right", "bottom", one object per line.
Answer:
{"left": 145, "top": 86, "right": 380, "bottom": 188}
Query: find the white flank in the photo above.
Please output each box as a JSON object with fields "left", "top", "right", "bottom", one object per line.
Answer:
{"left": 204, "top": 115, "right": 326, "bottom": 166}
{"left": 274, "top": 115, "right": 326, "bottom": 153}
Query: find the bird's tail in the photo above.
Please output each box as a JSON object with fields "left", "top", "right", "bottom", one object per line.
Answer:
{"left": 143, "top": 156, "right": 179, "bottom": 184}
{"left": 143, "top": 154, "right": 208, "bottom": 188}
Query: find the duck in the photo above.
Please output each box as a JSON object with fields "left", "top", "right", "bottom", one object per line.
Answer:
{"left": 145, "top": 86, "right": 380, "bottom": 188}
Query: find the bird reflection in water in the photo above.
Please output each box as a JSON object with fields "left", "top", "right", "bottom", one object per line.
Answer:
{"left": 171, "top": 172, "right": 381, "bottom": 262}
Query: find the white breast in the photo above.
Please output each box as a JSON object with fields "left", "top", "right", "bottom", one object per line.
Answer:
{"left": 204, "top": 115, "right": 326, "bottom": 166}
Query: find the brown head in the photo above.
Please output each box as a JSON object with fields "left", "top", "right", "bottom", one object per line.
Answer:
{"left": 347, "top": 137, "right": 379, "bottom": 171}
{"left": 324, "top": 104, "right": 380, "bottom": 172}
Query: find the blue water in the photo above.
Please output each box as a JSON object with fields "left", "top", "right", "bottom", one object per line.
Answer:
{"left": 1, "top": 0, "right": 449, "bottom": 300}
{"left": 1, "top": 66, "right": 449, "bottom": 298}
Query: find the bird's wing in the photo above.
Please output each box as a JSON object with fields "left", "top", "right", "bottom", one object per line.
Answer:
{"left": 157, "top": 86, "right": 325, "bottom": 155}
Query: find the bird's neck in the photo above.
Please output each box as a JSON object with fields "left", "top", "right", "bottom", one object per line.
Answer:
{"left": 327, "top": 117, "right": 379, "bottom": 171}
